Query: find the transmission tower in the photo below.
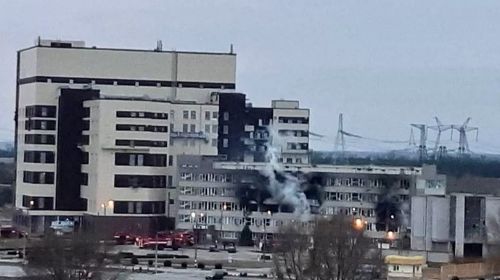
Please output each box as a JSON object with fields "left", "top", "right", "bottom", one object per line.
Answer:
{"left": 428, "top": 117, "right": 452, "bottom": 160}
{"left": 451, "top": 117, "right": 479, "bottom": 155}
{"left": 334, "top": 113, "right": 345, "bottom": 154}
{"left": 410, "top": 123, "right": 427, "bottom": 161}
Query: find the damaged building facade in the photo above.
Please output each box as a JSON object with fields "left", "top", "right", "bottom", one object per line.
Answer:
{"left": 175, "top": 155, "right": 446, "bottom": 244}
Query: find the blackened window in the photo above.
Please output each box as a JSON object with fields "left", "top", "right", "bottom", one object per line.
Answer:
{"left": 114, "top": 175, "right": 166, "bottom": 188}
{"left": 24, "top": 151, "right": 55, "bottom": 163}
{"left": 115, "top": 139, "right": 168, "bottom": 147}
{"left": 80, "top": 135, "right": 89, "bottom": 145}
{"left": 113, "top": 201, "right": 165, "bottom": 214}
{"left": 24, "top": 134, "right": 56, "bottom": 145}
{"left": 22, "top": 195, "right": 54, "bottom": 210}
{"left": 115, "top": 153, "right": 166, "bottom": 167}
{"left": 82, "top": 152, "right": 89, "bottom": 164}
{"left": 25, "top": 120, "right": 56, "bottom": 131}
{"left": 25, "top": 105, "right": 56, "bottom": 118}
{"left": 168, "top": 155, "right": 173, "bottom": 166}
{"left": 116, "top": 124, "right": 168, "bottom": 132}
{"left": 23, "top": 171, "right": 55, "bottom": 184}
{"left": 81, "top": 173, "right": 88, "bottom": 186}
{"left": 82, "top": 120, "right": 90, "bottom": 131}
{"left": 116, "top": 111, "right": 168, "bottom": 119}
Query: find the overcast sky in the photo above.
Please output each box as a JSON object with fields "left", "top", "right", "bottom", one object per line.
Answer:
{"left": 1, "top": 1, "right": 500, "bottom": 153}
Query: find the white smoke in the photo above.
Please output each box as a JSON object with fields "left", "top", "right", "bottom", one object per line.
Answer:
{"left": 260, "top": 125, "right": 311, "bottom": 219}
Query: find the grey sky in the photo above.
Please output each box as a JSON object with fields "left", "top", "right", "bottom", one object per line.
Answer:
{"left": 1, "top": 1, "right": 500, "bottom": 152}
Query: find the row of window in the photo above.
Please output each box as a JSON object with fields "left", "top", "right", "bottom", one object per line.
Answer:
{"left": 114, "top": 175, "right": 173, "bottom": 188}
{"left": 116, "top": 111, "right": 169, "bottom": 119}
{"left": 204, "top": 124, "right": 219, "bottom": 134}
{"left": 114, "top": 201, "right": 165, "bottom": 214}
{"left": 115, "top": 139, "right": 168, "bottom": 148}
{"left": 277, "top": 117, "right": 309, "bottom": 124}
{"left": 25, "top": 105, "right": 56, "bottom": 118}
{"left": 321, "top": 206, "right": 376, "bottom": 217}
{"left": 22, "top": 195, "right": 54, "bottom": 210}
{"left": 23, "top": 171, "right": 54, "bottom": 184}
{"left": 116, "top": 124, "right": 168, "bottom": 133}
{"left": 180, "top": 172, "right": 233, "bottom": 182}
{"left": 324, "top": 192, "right": 379, "bottom": 203}
{"left": 20, "top": 76, "right": 235, "bottom": 90}
{"left": 286, "top": 142, "right": 309, "bottom": 150}
{"left": 115, "top": 153, "right": 173, "bottom": 167}
{"left": 324, "top": 192, "right": 409, "bottom": 203}
{"left": 25, "top": 120, "right": 56, "bottom": 131}
{"left": 278, "top": 130, "right": 309, "bottom": 137}
{"left": 24, "top": 151, "right": 55, "bottom": 163}
{"left": 179, "top": 186, "right": 236, "bottom": 197}
{"left": 25, "top": 134, "right": 56, "bottom": 145}
{"left": 179, "top": 201, "right": 242, "bottom": 211}
{"left": 326, "top": 178, "right": 410, "bottom": 189}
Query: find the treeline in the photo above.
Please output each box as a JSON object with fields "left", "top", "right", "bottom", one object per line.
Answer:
{"left": 311, "top": 151, "right": 500, "bottom": 178}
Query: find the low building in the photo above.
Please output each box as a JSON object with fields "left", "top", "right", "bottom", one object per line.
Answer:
{"left": 385, "top": 255, "right": 426, "bottom": 279}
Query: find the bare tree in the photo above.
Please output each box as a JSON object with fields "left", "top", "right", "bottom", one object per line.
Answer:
{"left": 273, "top": 215, "right": 381, "bottom": 280}
{"left": 273, "top": 221, "right": 312, "bottom": 280}
{"left": 27, "top": 231, "right": 105, "bottom": 280}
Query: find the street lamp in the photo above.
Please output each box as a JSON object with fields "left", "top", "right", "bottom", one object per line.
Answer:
{"left": 191, "top": 212, "right": 205, "bottom": 263}
{"left": 262, "top": 210, "right": 272, "bottom": 258}
{"left": 220, "top": 203, "right": 227, "bottom": 243}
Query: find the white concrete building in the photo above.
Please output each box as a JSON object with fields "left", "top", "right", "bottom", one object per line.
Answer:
{"left": 14, "top": 39, "right": 235, "bottom": 233}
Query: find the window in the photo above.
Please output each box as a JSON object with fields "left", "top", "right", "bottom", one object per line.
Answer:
{"left": 168, "top": 155, "right": 173, "bottom": 166}
{"left": 223, "top": 112, "right": 229, "bottom": 121}
{"left": 223, "top": 125, "right": 229, "bottom": 135}
{"left": 223, "top": 138, "right": 228, "bottom": 148}
{"left": 183, "top": 124, "right": 188, "bottom": 133}
{"left": 212, "top": 139, "right": 217, "bottom": 147}
{"left": 212, "top": 112, "right": 218, "bottom": 119}
{"left": 183, "top": 110, "right": 189, "bottom": 119}
{"left": 190, "top": 124, "right": 196, "bottom": 133}
{"left": 25, "top": 134, "right": 55, "bottom": 145}
{"left": 114, "top": 175, "right": 166, "bottom": 188}
{"left": 167, "top": 176, "right": 173, "bottom": 187}
{"left": 191, "top": 111, "right": 196, "bottom": 119}
{"left": 205, "top": 125, "right": 210, "bottom": 133}
{"left": 205, "top": 111, "right": 210, "bottom": 120}
{"left": 212, "top": 125, "right": 218, "bottom": 133}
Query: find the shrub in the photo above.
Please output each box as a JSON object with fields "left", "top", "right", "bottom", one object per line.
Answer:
{"left": 163, "top": 260, "right": 172, "bottom": 267}
{"left": 148, "top": 260, "right": 153, "bottom": 266}
{"left": 181, "top": 262, "right": 187, "bottom": 269}
{"left": 197, "top": 262, "right": 205, "bottom": 269}
{"left": 214, "top": 263, "right": 223, "bottom": 269}
{"left": 131, "top": 257, "right": 139, "bottom": 265}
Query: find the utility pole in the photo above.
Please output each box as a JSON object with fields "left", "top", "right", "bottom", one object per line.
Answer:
{"left": 410, "top": 124, "right": 427, "bottom": 161}
{"left": 335, "top": 113, "right": 345, "bottom": 156}
{"left": 451, "top": 118, "right": 478, "bottom": 155}
{"left": 428, "top": 117, "right": 452, "bottom": 160}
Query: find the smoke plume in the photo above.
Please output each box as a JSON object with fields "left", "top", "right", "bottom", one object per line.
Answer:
{"left": 260, "top": 126, "right": 311, "bottom": 218}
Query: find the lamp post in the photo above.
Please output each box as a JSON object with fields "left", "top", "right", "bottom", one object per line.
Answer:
{"left": 191, "top": 212, "right": 205, "bottom": 263}
{"left": 262, "top": 210, "right": 272, "bottom": 258}
{"left": 219, "top": 204, "right": 227, "bottom": 243}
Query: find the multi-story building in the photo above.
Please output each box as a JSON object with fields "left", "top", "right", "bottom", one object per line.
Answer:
{"left": 175, "top": 154, "right": 445, "bottom": 245}
{"left": 217, "top": 93, "right": 310, "bottom": 164}
{"left": 14, "top": 38, "right": 311, "bottom": 235}
{"left": 15, "top": 38, "right": 236, "bottom": 233}
{"left": 411, "top": 193, "right": 500, "bottom": 262}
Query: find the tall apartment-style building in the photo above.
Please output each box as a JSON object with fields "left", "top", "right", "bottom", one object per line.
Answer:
{"left": 15, "top": 39, "right": 236, "bottom": 233}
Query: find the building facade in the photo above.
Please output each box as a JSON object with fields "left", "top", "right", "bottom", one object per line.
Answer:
{"left": 14, "top": 38, "right": 311, "bottom": 235}
{"left": 175, "top": 154, "right": 445, "bottom": 245}
{"left": 15, "top": 39, "right": 236, "bottom": 233}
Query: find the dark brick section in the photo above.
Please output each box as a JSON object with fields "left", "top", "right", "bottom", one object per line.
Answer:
{"left": 82, "top": 215, "right": 174, "bottom": 238}
{"left": 55, "top": 88, "right": 99, "bottom": 211}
